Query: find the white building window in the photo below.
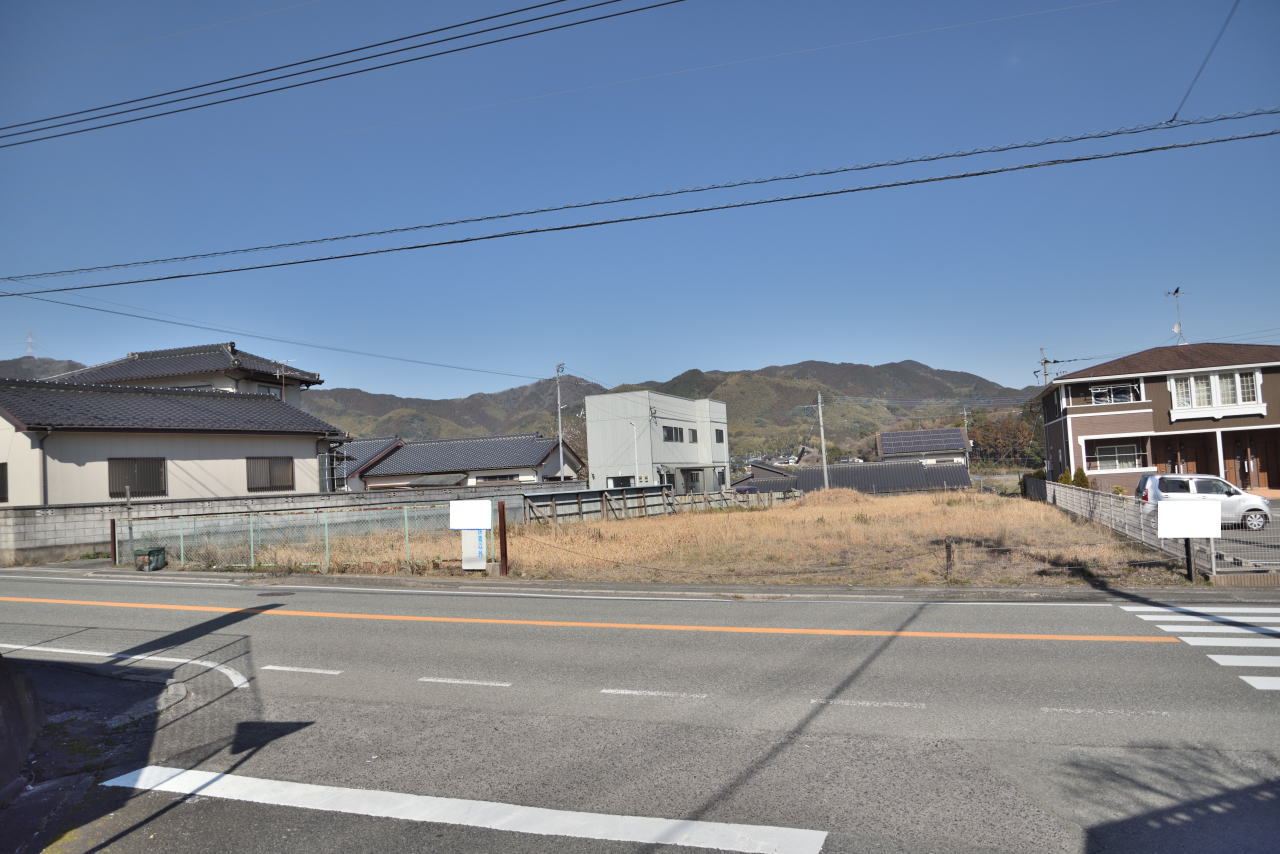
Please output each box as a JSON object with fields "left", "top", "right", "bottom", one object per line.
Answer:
{"left": 1089, "top": 382, "right": 1140, "bottom": 404}
{"left": 689, "top": 429, "right": 698, "bottom": 443}
{"left": 1170, "top": 370, "right": 1265, "bottom": 420}
{"left": 662, "top": 425, "right": 685, "bottom": 442}
{"left": 1091, "top": 444, "right": 1141, "bottom": 471}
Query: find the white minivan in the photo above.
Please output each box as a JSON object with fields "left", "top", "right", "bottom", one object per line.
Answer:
{"left": 1136, "top": 474, "right": 1272, "bottom": 531}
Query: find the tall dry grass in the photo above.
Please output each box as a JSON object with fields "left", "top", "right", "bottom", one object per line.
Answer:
{"left": 178, "top": 489, "right": 1186, "bottom": 587}
{"left": 506, "top": 489, "right": 1186, "bottom": 587}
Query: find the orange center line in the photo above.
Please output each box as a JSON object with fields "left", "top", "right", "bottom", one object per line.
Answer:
{"left": 0, "top": 596, "right": 1179, "bottom": 642}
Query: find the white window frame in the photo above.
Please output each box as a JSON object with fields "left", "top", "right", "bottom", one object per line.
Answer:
{"left": 1168, "top": 369, "right": 1266, "bottom": 421}
{"left": 1088, "top": 380, "right": 1142, "bottom": 405}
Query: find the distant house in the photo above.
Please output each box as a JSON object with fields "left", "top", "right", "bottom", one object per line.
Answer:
{"left": 734, "top": 460, "right": 971, "bottom": 495}
{"left": 584, "top": 391, "right": 729, "bottom": 494}
{"left": 876, "top": 428, "right": 969, "bottom": 464}
{"left": 0, "top": 379, "right": 344, "bottom": 506}
{"left": 333, "top": 436, "right": 403, "bottom": 492}
{"left": 1032, "top": 342, "right": 1280, "bottom": 493}
{"left": 45, "top": 342, "right": 322, "bottom": 408}
{"left": 359, "top": 433, "right": 583, "bottom": 490}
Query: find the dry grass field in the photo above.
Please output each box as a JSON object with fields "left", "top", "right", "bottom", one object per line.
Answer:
{"left": 222, "top": 489, "right": 1186, "bottom": 587}
{"left": 502, "top": 489, "right": 1187, "bottom": 587}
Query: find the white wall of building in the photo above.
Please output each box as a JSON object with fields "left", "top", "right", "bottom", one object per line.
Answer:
{"left": 0, "top": 422, "right": 42, "bottom": 506}
{"left": 585, "top": 391, "right": 729, "bottom": 493}
{"left": 112, "top": 373, "right": 306, "bottom": 406}
{"left": 38, "top": 432, "right": 321, "bottom": 505}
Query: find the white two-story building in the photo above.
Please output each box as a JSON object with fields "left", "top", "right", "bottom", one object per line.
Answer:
{"left": 584, "top": 391, "right": 728, "bottom": 494}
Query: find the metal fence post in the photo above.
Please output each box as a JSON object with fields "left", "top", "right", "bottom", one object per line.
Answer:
{"left": 498, "top": 500, "right": 509, "bottom": 576}
{"left": 248, "top": 511, "right": 255, "bottom": 569}
{"left": 403, "top": 505, "right": 411, "bottom": 566}
{"left": 323, "top": 512, "right": 330, "bottom": 573}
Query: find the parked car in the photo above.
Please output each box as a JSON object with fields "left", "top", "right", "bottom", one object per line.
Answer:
{"left": 1135, "top": 474, "right": 1272, "bottom": 531}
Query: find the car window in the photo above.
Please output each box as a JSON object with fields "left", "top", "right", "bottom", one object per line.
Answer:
{"left": 1194, "top": 479, "right": 1231, "bottom": 495}
{"left": 1158, "top": 477, "right": 1191, "bottom": 493}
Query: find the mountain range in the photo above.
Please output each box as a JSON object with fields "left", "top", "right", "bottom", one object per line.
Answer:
{"left": 2, "top": 355, "right": 1035, "bottom": 458}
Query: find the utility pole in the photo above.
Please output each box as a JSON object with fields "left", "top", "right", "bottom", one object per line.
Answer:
{"left": 555, "top": 363, "right": 565, "bottom": 481}
{"left": 817, "top": 393, "right": 830, "bottom": 490}
{"left": 1038, "top": 349, "right": 1052, "bottom": 386}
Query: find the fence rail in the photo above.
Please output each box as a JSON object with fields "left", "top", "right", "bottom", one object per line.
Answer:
{"left": 1026, "top": 479, "right": 1279, "bottom": 575}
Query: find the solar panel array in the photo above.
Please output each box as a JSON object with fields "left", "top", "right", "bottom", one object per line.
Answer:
{"left": 879, "top": 428, "right": 967, "bottom": 455}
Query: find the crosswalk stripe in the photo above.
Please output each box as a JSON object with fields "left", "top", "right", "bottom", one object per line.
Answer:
{"left": 1136, "top": 614, "right": 1280, "bottom": 623}
{"left": 1238, "top": 676, "right": 1280, "bottom": 691}
{"left": 1178, "top": 636, "right": 1280, "bottom": 647}
{"left": 1206, "top": 655, "right": 1280, "bottom": 667}
{"left": 1155, "top": 624, "right": 1280, "bottom": 634}
{"left": 1122, "top": 606, "right": 1280, "bottom": 614}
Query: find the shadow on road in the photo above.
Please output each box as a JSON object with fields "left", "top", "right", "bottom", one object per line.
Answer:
{"left": 2, "top": 603, "right": 313, "bottom": 853}
{"left": 640, "top": 602, "right": 930, "bottom": 851}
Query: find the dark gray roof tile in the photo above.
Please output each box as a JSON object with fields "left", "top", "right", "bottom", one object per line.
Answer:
{"left": 365, "top": 433, "right": 563, "bottom": 477}
{"left": 0, "top": 379, "right": 343, "bottom": 435}
{"left": 44, "top": 342, "right": 322, "bottom": 385}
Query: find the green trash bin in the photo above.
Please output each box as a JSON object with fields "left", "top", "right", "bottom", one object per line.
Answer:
{"left": 134, "top": 547, "right": 167, "bottom": 572}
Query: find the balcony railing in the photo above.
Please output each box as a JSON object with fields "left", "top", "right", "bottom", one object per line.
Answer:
{"left": 1084, "top": 452, "right": 1149, "bottom": 472}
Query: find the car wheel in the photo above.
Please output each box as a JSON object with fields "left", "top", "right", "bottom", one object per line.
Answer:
{"left": 1242, "top": 511, "right": 1268, "bottom": 532}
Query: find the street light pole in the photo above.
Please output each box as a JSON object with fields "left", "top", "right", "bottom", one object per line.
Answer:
{"left": 818, "top": 392, "right": 830, "bottom": 490}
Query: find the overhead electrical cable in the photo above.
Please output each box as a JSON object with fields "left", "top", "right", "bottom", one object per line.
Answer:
{"left": 4, "top": 288, "right": 545, "bottom": 381}
{"left": 0, "top": 0, "right": 688, "bottom": 149}
{"left": 1170, "top": 0, "right": 1241, "bottom": 121}
{"left": 5, "top": 106, "right": 1275, "bottom": 283}
{"left": 3, "top": 129, "right": 1276, "bottom": 299}
{"left": 0, "top": 0, "right": 574, "bottom": 132}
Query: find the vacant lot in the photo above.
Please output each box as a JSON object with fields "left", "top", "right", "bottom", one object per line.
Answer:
{"left": 504, "top": 489, "right": 1186, "bottom": 587}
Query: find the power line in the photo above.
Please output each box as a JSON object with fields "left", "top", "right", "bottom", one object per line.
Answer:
{"left": 3, "top": 127, "right": 1275, "bottom": 299}
{"left": 6, "top": 105, "right": 1275, "bottom": 282}
{"left": 5, "top": 289, "right": 546, "bottom": 381}
{"left": 0, "top": 0, "right": 688, "bottom": 150}
{"left": 0, "top": 1, "right": 574, "bottom": 132}
{"left": 1170, "top": 0, "right": 1241, "bottom": 121}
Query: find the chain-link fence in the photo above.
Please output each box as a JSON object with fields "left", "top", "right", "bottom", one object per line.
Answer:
{"left": 1026, "top": 479, "right": 1280, "bottom": 574}
{"left": 115, "top": 501, "right": 494, "bottom": 572}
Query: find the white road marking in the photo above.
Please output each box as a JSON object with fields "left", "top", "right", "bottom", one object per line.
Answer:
{"left": 1207, "top": 655, "right": 1280, "bottom": 667}
{"left": 419, "top": 677, "right": 512, "bottom": 687}
{"left": 1136, "top": 614, "right": 1280, "bottom": 623}
{"left": 0, "top": 574, "right": 234, "bottom": 587}
{"left": 1122, "top": 606, "right": 1280, "bottom": 614}
{"left": 1178, "top": 636, "right": 1280, "bottom": 648}
{"left": 273, "top": 584, "right": 733, "bottom": 603}
{"left": 1156, "top": 624, "right": 1280, "bottom": 634}
{"left": 601, "top": 689, "right": 710, "bottom": 699}
{"left": 262, "top": 665, "right": 342, "bottom": 676}
{"left": 1040, "top": 706, "right": 1171, "bottom": 717}
{"left": 103, "top": 765, "right": 827, "bottom": 853}
{"left": 0, "top": 642, "right": 248, "bottom": 688}
{"left": 812, "top": 698, "right": 926, "bottom": 709}
{"left": 1239, "top": 676, "right": 1280, "bottom": 690}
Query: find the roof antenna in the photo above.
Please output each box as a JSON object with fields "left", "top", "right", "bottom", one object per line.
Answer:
{"left": 1166, "top": 286, "right": 1188, "bottom": 344}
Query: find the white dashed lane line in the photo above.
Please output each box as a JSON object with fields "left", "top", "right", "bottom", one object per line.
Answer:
{"left": 262, "top": 665, "right": 343, "bottom": 675}
{"left": 812, "top": 698, "right": 926, "bottom": 709}
{"left": 1120, "top": 605, "right": 1280, "bottom": 690}
{"left": 600, "top": 689, "right": 709, "bottom": 699}
{"left": 419, "top": 677, "right": 512, "bottom": 687}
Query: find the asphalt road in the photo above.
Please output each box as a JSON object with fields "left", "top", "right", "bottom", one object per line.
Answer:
{"left": 2, "top": 568, "right": 1278, "bottom": 853}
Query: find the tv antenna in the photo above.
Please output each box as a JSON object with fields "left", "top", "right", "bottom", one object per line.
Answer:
{"left": 1166, "top": 287, "right": 1188, "bottom": 344}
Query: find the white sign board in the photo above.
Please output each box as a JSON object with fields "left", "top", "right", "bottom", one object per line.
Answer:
{"left": 1157, "top": 501, "right": 1221, "bottom": 539}
{"left": 449, "top": 499, "right": 493, "bottom": 531}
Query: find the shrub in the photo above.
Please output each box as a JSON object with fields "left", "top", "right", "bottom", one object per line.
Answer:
{"left": 1057, "top": 471, "right": 1072, "bottom": 485}
{"left": 1072, "top": 467, "right": 1090, "bottom": 489}
{"left": 1112, "top": 485, "right": 1127, "bottom": 495}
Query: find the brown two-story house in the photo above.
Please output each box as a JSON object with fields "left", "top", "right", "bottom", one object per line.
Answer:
{"left": 1035, "top": 343, "right": 1280, "bottom": 494}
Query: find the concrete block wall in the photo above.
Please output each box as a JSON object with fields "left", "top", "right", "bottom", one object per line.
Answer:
{"left": 0, "top": 480, "right": 579, "bottom": 565}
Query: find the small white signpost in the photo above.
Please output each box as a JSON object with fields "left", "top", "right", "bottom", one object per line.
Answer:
{"left": 1157, "top": 501, "right": 1220, "bottom": 579}
{"left": 449, "top": 500, "right": 493, "bottom": 571}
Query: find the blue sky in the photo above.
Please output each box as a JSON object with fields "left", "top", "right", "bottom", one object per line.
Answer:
{"left": 2, "top": 0, "right": 1277, "bottom": 399}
